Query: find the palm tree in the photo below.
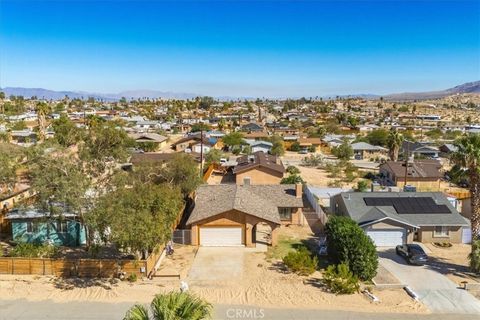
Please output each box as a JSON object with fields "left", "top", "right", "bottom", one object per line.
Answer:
{"left": 124, "top": 291, "right": 212, "bottom": 320}
{"left": 387, "top": 129, "right": 403, "bottom": 161}
{"left": 35, "top": 101, "right": 50, "bottom": 142}
{"left": 451, "top": 134, "right": 480, "bottom": 241}
{"left": 469, "top": 240, "right": 480, "bottom": 273}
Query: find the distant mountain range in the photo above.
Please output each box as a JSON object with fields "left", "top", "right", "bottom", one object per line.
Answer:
{"left": 1, "top": 80, "right": 479, "bottom": 101}
{"left": 382, "top": 81, "right": 480, "bottom": 101}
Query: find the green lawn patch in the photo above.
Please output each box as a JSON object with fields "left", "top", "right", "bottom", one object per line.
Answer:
{"left": 266, "top": 235, "right": 303, "bottom": 260}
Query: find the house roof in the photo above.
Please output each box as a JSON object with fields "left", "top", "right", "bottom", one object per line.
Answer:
{"left": 233, "top": 151, "right": 285, "bottom": 175}
{"left": 243, "top": 139, "right": 273, "bottom": 148}
{"left": 186, "top": 184, "right": 304, "bottom": 225}
{"left": 350, "top": 142, "right": 387, "bottom": 151}
{"left": 335, "top": 192, "right": 469, "bottom": 227}
{"left": 6, "top": 208, "right": 78, "bottom": 220}
{"left": 380, "top": 160, "right": 441, "bottom": 179}
{"left": 128, "top": 133, "right": 168, "bottom": 143}
{"left": 240, "top": 123, "right": 264, "bottom": 132}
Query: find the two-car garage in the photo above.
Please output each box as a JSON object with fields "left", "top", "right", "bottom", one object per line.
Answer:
{"left": 199, "top": 227, "right": 244, "bottom": 246}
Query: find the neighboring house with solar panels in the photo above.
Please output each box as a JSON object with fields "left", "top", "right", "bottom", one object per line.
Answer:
{"left": 331, "top": 192, "right": 470, "bottom": 247}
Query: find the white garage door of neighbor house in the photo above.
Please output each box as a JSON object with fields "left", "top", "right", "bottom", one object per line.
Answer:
{"left": 462, "top": 227, "right": 472, "bottom": 244}
{"left": 366, "top": 230, "right": 405, "bottom": 247}
{"left": 199, "top": 227, "right": 243, "bottom": 246}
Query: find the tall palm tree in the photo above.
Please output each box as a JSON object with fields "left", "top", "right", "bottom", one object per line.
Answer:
{"left": 35, "top": 101, "right": 50, "bottom": 142}
{"left": 124, "top": 291, "right": 212, "bottom": 320}
{"left": 387, "top": 129, "right": 403, "bottom": 161}
{"left": 451, "top": 134, "right": 480, "bottom": 241}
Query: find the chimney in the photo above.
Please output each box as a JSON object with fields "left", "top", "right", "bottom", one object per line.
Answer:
{"left": 295, "top": 183, "right": 302, "bottom": 198}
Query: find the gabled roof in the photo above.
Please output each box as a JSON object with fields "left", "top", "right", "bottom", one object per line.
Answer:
{"left": 233, "top": 151, "right": 285, "bottom": 175}
{"left": 350, "top": 142, "right": 388, "bottom": 151}
{"left": 128, "top": 133, "right": 167, "bottom": 143}
{"left": 380, "top": 160, "right": 441, "bottom": 179}
{"left": 186, "top": 184, "right": 304, "bottom": 225}
{"left": 335, "top": 192, "right": 469, "bottom": 227}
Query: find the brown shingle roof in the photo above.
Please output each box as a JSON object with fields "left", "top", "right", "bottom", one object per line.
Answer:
{"left": 186, "top": 184, "right": 304, "bottom": 225}
{"left": 233, "top": 151, "right": 285, "bottom": 175}
{"left": 381, "top": 161, "right": 441, "bottom": 179}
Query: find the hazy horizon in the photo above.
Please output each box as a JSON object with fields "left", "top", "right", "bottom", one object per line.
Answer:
{"left": 1, "top": 0, "right": 479, "bottom": 97}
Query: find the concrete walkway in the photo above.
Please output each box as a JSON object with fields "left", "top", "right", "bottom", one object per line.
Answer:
{"left": 187, "top": 247, "right": 245, "bottom": 281}
{"left": 379, "top": 249, "right": 480, "bottom": 314}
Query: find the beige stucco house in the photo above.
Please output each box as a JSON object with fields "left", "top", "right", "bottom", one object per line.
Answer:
{"left": 233, "top": 151, "right": 285, "bottom": 185}
{"left": 186, "top": 184, "right": 305, "bottom": 247}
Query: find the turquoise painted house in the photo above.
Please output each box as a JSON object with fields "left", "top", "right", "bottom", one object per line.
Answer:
{"left": 6, "top": 208, "right": 87, "bottom": 247}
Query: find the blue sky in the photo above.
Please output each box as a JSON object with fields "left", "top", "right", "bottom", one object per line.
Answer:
{"left": 1, "top": 0, "right": 479, "bottom": 97}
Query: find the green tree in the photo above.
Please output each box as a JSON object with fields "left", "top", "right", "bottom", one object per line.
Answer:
{"left": 332, "top": 141, "right": 353, "bottom": 160}
{"left": 469, "top": 240, "right": 480, "bottom": 273}
{"left": 198, "top": 96, "right": 215, "bottom": 110}
{"left": 365, "top": 129, "right": 389, "bottom": 147}
{"left": 451, "top": 134, "right": 480, "bottom": 239}
{"left": 222, "top": 132, "right": 244, "bottom": 147}
{"left": 325, "top": 216, "right": 378, "bottom": 281}
{"left": 290, "top": 142, "right": 301, "bottom": 152}
{"left": 280, "top": 174, "right": 304, "bottom": 184}
{"left": 28, "top": 150, "right": 90, "bottom": 220}
{"left": 268, "top": 135, "right": 285, "bottom": 156}
{"left": 88, "top": 182, "right": 183, "bottom": 258}
{"left": 0, "top": 143, "right": 21, "bottom": 197}
{"left": 52, "top": 114, "right": 85, "bottom": 147}
{"left": 124, "top": 291, "right": 212, "bottom": 320}
{"left": 80, "top": 123, "right": 134, "bottom": 176}
{"left": 156, "top": 153, "right": 203, "bottom": 196}
{"left": 387, "top": 129, "right": 404, "bottom": 161}
{"left": 190, "top": 123, "right": 210, "bottom": 132}
{"left": 355, "top": 180, "right": 369, "bottom": 192}
{"left": 286, "top": 165, "right": 300, "bottom": 175}
{"left": 205, "top": 149, "right": 223, "bottom": 166}
{"left": 9, "top": 120, "right": 27, "bottom": 131}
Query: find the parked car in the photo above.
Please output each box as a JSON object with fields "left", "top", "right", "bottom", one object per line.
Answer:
{"left": 395, "top": 244, "right": 428, "bottom": 265}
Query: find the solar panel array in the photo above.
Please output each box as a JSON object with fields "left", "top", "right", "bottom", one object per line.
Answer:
{"left": 364, "top": 197, "right": 451, "bottom": 214}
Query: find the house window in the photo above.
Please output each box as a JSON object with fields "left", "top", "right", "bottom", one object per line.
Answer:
{"left": 279, "top": 208, "right": 292, "bottom": 220}
{"left": 57, "top": 221, "right": 68, "bottom": 233}
{"left": 26, "top": 222, "right": 39, "bottom": 234}
{"left": 434, "top": 226, "right": 449, "bottom": 237}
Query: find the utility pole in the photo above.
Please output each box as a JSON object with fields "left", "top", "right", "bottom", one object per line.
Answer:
{"left": 404, "top": 142, "right": 409, "bottom": 188}
{"left": 200, "top": 129, "right": 204, "bottom": 177}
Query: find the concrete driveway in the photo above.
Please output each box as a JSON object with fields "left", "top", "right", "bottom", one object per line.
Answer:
{"left": 378, "top": 249, "right": 480, "bottom": 314}
{"left": 187, "top": 247, "right": 244, "bottom": 281}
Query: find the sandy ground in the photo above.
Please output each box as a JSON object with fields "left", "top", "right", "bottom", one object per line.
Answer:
{"left": 0, "top": 229, "right": 428, "bottom": 314}
{"left": 424, "top": 243, "right": 479, "bottom": 285}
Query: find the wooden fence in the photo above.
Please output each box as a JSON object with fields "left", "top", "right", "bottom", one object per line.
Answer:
{"left": 0, "top": 245, "right": 164, "bottom": 278}
{"left": 202, "top": 164, "right": 214, "bottom": 182}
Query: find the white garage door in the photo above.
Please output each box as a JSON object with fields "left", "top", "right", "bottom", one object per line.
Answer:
{"left": 462, "top": 227, "right": 472, "bottom": 244}
{"left": 199, "top": 227, "right": 243, "bottom": 246}
{"left": 366, "top": 230, "right": 405, "bottom": 247}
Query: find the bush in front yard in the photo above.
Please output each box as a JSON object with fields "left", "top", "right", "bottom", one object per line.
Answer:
{"left": 325, "top": 216, "right": 378, "bottom": 281}
{"left": 9, "top": 243, "right": 58, "bottom": 258}
{"left": 323, "top": 263, "right": 359, "bottom": 294}
{"left": 469, "top": 240, "right": 480, "bottom": 273}
{"left": 283, "top": 247, "right": 318, "bottom": 276}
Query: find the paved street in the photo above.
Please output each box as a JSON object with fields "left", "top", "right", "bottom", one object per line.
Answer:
{"left": 379, "top": 249, "right": 480, "bottom": 314}
{"left": 1, "top": 300, "right": 479, "bottom": 320}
